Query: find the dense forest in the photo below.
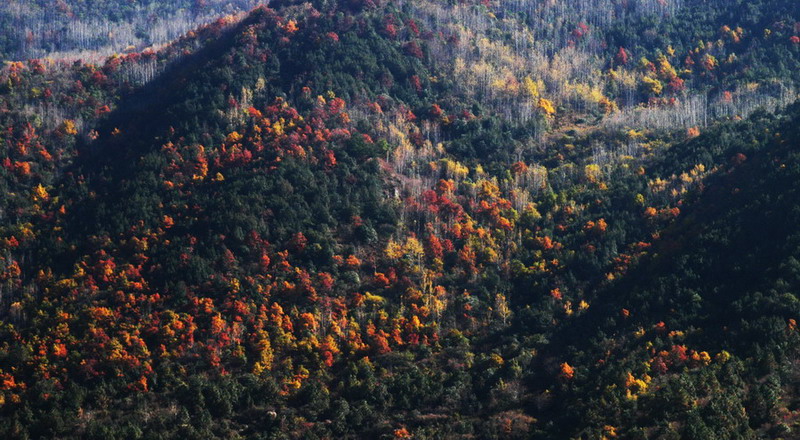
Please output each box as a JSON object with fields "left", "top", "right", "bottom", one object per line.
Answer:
{"left": 1, "top": 0, "right": 800, "bottom": 438}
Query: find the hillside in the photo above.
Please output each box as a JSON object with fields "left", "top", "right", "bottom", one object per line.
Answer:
{"left": 539, "top": 104, "right": 800, "bottom": 438}
{"left": 0, "top": 0, "right": 264, "bottom": 60}
{"left": 1, "top": 0, "right": 800, "bottom": 438}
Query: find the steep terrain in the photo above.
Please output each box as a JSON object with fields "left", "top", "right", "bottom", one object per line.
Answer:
{"left": 0, "top": 0, "right": 800, "bottom": 438}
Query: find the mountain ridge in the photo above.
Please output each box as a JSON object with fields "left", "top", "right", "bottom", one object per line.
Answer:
{"left": 1, "top": 1, "right": 800, "bottom": 438}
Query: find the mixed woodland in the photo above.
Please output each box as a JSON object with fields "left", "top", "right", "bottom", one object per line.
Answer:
{"left": 1, "top": 0, "right": 800, "bottom": 438}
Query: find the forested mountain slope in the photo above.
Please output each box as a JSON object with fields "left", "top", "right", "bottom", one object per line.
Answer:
{"left": 0, "top": 0, "right": 265, "bottom": 60}
{"left": 0, "top": 0, "right": 799, "bottom": 438}
{"left": 539, "top": 103, "right": 800, "bottom": 438}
